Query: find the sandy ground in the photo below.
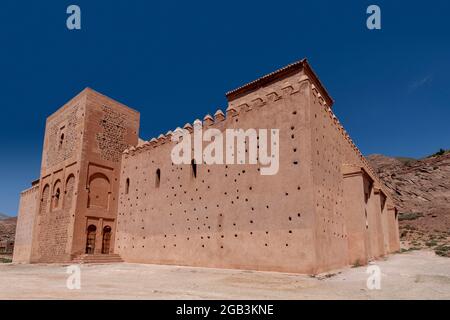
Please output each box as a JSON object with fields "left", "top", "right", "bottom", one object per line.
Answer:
{"left": 0, "top": 250, "right": 449, "bottom": 299}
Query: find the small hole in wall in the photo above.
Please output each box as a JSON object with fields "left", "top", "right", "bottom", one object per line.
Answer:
{"left": 125, "top": 178, "right": 130, "bottom": 194}
{"left": 155, "top": 169, "right": 161, "bottom": 188}
{"left": 191, "top": 159, "right": 197, "bottom": 178}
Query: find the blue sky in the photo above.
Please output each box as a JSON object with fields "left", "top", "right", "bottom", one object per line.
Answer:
{"left": 0, "top": 0, "right": 449, "bottom": 216}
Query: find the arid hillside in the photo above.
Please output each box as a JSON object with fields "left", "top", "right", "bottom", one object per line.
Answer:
{"left": 367, "top": 152, "right": 450, "bottom": 257}
{"left": 0, "top": 214, "right": 17, "bottom": 243}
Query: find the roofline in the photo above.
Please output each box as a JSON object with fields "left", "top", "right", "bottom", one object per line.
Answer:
{"left": 84, "top": 87, "right": 140, "bottom": 115}
{"left": 225, "top": 58, "right": 334, "bottom": 106}
{"left": 46, "top": 87, "right": 140, "bottom": 123}
{"left": 302, "top": 59, "right": 334, "bottom": 106}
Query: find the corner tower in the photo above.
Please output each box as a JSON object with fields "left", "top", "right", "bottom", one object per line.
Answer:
{"left": 19, "top": 88, "right": 139, "bottom": 263}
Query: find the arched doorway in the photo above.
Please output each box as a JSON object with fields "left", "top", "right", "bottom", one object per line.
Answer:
{"left": 101, "top": 226, "right": 112, "bottom": 254}
{"left": 85, "top": 225, "right": 97, "bottom": 254}
{"left": 87, "top": 173, "right": 110, "bottom": 209}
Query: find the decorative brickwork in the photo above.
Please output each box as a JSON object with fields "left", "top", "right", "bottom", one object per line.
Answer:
{"left": 96, "top": 105, "right": 128, "bottom": 162}
{"left": 45, "top": 106, "right": 80, "bottom": 169}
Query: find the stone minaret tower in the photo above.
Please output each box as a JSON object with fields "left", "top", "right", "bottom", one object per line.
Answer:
{"left": 15, "top": 88, "right": 139, "bottom": 263}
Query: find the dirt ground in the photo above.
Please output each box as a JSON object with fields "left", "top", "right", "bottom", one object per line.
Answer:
{"left": 0, "top": 250, "right": 449, "bottom": 299}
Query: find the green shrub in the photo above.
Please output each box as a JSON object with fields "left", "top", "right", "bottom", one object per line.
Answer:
{"left": 352, "top": 259, "right": 362, "bottom": 268}
{"left": 398, "top": 213, "right": 423, "bottom": 221}
{"left": 425, "top": 240, "right": 438, "bottom": 247}
{"left": 435, "top": 245, "right": 450, "bottom": 257}
{"left": 428, "top": 148, "right": 449, "bottom": 158}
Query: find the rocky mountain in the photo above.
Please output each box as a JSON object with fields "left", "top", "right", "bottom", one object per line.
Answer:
{"left": 367, "top": 152, "right": 450, "bottom": 256}
{"left": 0, "top": 215, "right": 16, "bottom": 243}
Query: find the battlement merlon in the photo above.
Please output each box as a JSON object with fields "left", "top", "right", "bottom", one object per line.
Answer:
{"left": 225, "top": 58, "right": 334, "bottom": 107}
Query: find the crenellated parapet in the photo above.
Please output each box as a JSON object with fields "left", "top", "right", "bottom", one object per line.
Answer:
{"left": 123, "top": 59, "right": 321, "bottom": 158}
{"left": 310, "top": 82, "right": 392, "bottom": 199}
{"left": 120, "top": 58, "right": 392, "bottom": 203}
{"left": 121, "top": 81, "right": 299, "bottom": 158}
{"left": 122, "top": 109, "right": 227, "bottom": 158}
{"left": 226, "top": 76, "right": 309, "bottom": 114}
